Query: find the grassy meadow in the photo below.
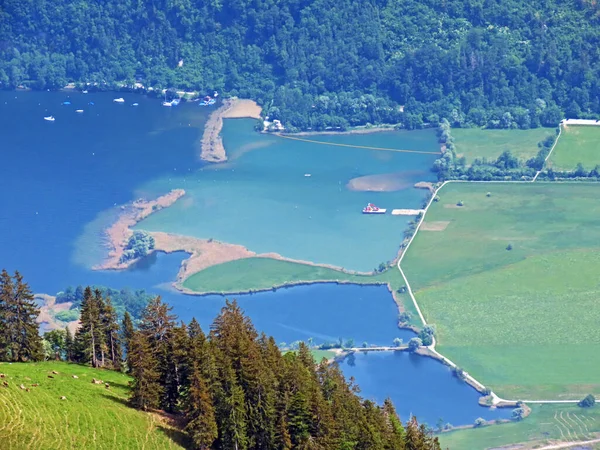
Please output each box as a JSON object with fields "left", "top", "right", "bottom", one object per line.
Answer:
{"left": 402, "top": 182, "right": 600, "bottom": 399}
{"left": 0, "top": 362, "right": 184, "bottom": 449}
{"left": 549, "top": 125, "right": 600, "bottom": 170}
{"left": 440, "top": 403, "right": 600, "bottom": 449}
{"left": 452, "top": 128, "right": 553, "bottom": 163}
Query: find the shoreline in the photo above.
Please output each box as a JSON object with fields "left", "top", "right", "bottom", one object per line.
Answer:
{"left": 277, "top": 124, "right": 402, "bottom": 137}
{"left": 200, "top": 98, "right": 262, "bottom": 163}
{"left": 93, "top": 189, "right": 185, "bottom": 270}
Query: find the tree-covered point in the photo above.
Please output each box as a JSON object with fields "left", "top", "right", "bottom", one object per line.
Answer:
{"left": 120, "top": 231, "right": 155, "bottom": 263}
{"left": 3, "top": 0, "right": 600, "bottom": 130}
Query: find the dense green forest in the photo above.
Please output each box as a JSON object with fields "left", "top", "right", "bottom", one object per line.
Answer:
{"left": 0, "top": 270, "right": 440, "bottom": 449}
{"left": 2, "top": 0, "right": 600, "bottom": 130}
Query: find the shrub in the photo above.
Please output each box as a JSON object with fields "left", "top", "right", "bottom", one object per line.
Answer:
{"left": 55, "top": 309, "right": 80, "bottom": 322}
{"left": 486, "top": 192, "right": 491, "bottom": 197}
{"left": 393, "top": 338, "right": 403, "bottom": 347}
{"left": 452, "top": 366, "right": 466, "bottom": 381}
{"left": 408, "top": 337, "right": 422, "bottom": 352}
{"left": 579, "top": 394, "right": 596, "bottom": 408}
{"left": 398, "top": 311, "right": 411, "bottom": 323}
{"left": 511, "top": 408, "right": 525, "bottom": 421}
{"left": 506, "top": 243, "right": 513, "bottom": 251}
{"left": 456, "top": 200, "right": 464, "bottom": 207}
{"left": 474, "top": 418, "right": 486, "bottom": 428}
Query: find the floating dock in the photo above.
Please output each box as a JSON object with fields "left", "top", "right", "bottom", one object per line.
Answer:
{"left": 391, "top": 209, "right": 424, "bottom": 216}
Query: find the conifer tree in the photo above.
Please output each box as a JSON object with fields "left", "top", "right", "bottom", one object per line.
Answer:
{"left": 93, "top": 289, "right": 107, "bottom": 367}
{"left": 121, "top": 311, "right": 135, "bottom": 371}
{"left": 75, "top": 287, "right": 105, "bottom": 367}
{"left": 64, "top": 326, "right": 74, "bottom": 362}
{"left": 129, "top": 331, "right": 162, "bottom": 411}
{"left": 0, "top": 269, "right": 15, "bottom": 360}
{"left": 163, "top": 323, "right": 190, "bottom": 412}
{"left": 184, "top": 364, "right": 218, "bottom": 449}
{"left": 101, "top": 297, "right": 121, "bottom": 370}
{"left": 1, "top": 271, "right": 43, "bottom": 361}
{"left": 139, "top": 296, "right": 176, "bottom": 409}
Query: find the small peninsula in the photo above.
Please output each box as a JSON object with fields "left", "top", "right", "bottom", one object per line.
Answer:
{"left": 200, "top": 98, "right": 262, "bottom": 162}
{"left": 94, "top": 189, "right": 185, "bottom": 270}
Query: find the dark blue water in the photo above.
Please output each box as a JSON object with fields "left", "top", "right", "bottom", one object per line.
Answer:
{"left": 0, "top": 90, "right": 206, "bottom": 293}
{"left": 340, "top": 352, "right": 513, "bottom": 427}
{"left": 0, "top": 90, "right": 509, "bottom": 426}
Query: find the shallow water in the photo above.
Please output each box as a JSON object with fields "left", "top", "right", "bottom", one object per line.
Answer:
{"left": 135, "top": 119, "right": 438, "bottom": 271}
{"left": 0, "top": 91, "right": 508, "bottom": 426}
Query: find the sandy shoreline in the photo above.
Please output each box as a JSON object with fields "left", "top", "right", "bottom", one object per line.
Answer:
{"left": 94, "top": 189, "right": 185, "bottom": 270}
{"left": 200, "top": 98, "right": 262, "bottom": 163}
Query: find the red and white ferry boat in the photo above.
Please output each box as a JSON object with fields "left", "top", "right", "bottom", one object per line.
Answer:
{"left": 362, "top": 203, "right": 387, "bottom": 214}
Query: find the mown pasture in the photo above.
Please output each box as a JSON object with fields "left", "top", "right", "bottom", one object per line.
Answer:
{"left": 549, "top": 125, "right": 600, "bottom": 171}
{"left": 452, "top": 128, "right": 552, "bottom": 164}
{"left": 440, "top": 403, "right": 600, "bottom": 449}
{"left": 0, "top": 362, "right": 184, "bottom": 449}
{"left": 402, "top": 182, "right": 600, "bottom": 400}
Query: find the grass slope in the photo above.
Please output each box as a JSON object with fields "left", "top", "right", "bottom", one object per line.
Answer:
{"left": 452, "top": 128, "right": 552, "bottom": 163}
{"left": 440, "top": 404, "right": 600, "bottom": 449}
{"left": 402, "top": 182, "right": 600, "bottom": 399}
{"left": 549, "top": 125, "right": 600, "bottom": 171}
{"left": 0, "top": 362, "right": 184, "bottom": 450}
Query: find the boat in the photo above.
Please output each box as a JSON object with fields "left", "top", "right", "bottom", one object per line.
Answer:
{"left": 44, "top": 116, "right": 55, "bottom": 122}
{"left": 362, "top": 203, "right": 387, "bottom": 214}
{"left": 132, "top": 103, "right": 139, "bottom": 107}
{"left": 113, "top": 98, "right": 125, "bottom": 103}
{"left": 76, "top": 109, "right": 84, "bottom": 113}
{"left": 82, "top": 90, "right": 88, "bottom": 94}
{"left": 62, "top": 101, "right": 71, "bottom": 105}
{"left": 208, "top": 99, "right": 216, "bottom": 105}
{"left": 171, "top": 98, "right": 181, "bottom": 106}
{"left": 304, "top": 173, "right": 312, "bottom": 177}
{"left": 162, "top": 101, "right": 173, "bottom": 107}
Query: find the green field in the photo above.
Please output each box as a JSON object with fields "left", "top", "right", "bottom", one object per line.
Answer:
{"left": 453, "top": 128, "right": 552, "bottom": 163}
{"left": 0, "top": 362, "right": 184, "bottom": 449}
{"left": 549, "top": 125, "right": 600, "bottom": 171}
{"left": 402, "top": 182, "right": 600, "bottom": 399}
{"left": 182, "top": 257, "right": 423, "bottom": 326}
{"left": 441, "top": 404, "right": 600, "bottom": 449}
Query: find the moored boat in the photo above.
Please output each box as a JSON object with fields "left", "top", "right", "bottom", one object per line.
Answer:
{"left": 113, "top": 97, "right": 125, "bottom": 103}
{"left": 76, "top": 109, "right": 84, "bottom": 113}
{"left": 362, "top": 203, "right": 386, "bottom": 214}
{"left": 44, "top": 116, "right": 55, "bottom": 122}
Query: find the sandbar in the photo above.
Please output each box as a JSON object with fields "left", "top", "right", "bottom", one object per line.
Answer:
{"left": 413, "top": 181, "right": 435, "bottom": 193}
{"left": 94, "top": 189, "right": 185, "bottom": 270}
{"left": 347, "top": 173, "right": 413, "bottom": 192}
{"left": 200, "top": 98, "right": 262, "bottom": 163}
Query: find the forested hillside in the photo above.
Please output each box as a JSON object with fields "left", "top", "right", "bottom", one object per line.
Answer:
{"left": 2, "top": 0, "right": 600, "bottom": 130}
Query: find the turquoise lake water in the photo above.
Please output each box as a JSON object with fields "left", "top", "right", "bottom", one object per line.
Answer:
{"left": 0, "top": 91, "right": 508, "bottom": 426}
{"left": 135, "top": 119, "right": 437, "bottom": 271}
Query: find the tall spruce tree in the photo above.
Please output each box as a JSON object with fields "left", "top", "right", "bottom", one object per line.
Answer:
{"left": 0, "top": 271, "right": 43, "bottom": 361}
{"left": 129, "top": 331, "right": 162, "bottom": 411}
{"left": 0, "top": 269, "right": 15, "bottom": 360}
{"left": 64, "top": 326, "right": 74, "bottom": 362}
{"left": 184, "top": 364, "right": 218, "bottom": 450}
{"left": 121, "top": 311, "right": 135, "bottom": 371}
{"left": 101, "top": 297, "right": 121, "bottom": 370}
{"left": 75, "top": 287, "right": 101, "bottom": 366}
{"left": 139, "top": 296, "right": 176, "bottom": 409}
